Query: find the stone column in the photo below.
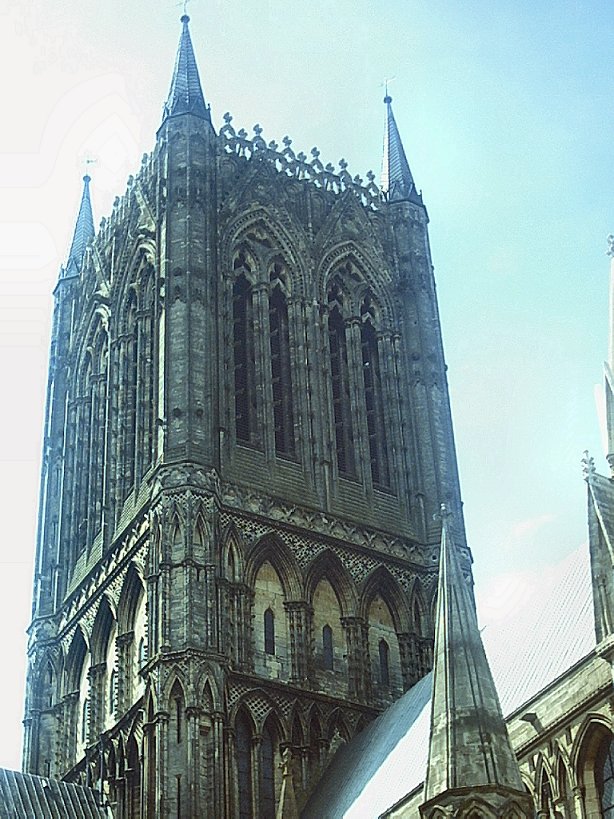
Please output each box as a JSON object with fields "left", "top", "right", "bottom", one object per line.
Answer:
{"left": 285, "top": 601, "right": 311, "bottom": 683}
{"left": 342, "top": 616, "right": 370, "bottom": 701}
{"left": 88, "top": 662, "right": 107, "bottom": 737}
{"left": 116, "top": 631, "right": 134, "bottom": 712}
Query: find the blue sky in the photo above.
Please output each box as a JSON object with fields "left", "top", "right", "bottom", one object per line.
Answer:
{"left": 0, "top": 0, "right": 612, "bottom": 769}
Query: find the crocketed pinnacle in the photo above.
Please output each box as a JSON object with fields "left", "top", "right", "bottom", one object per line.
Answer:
{"left": 380, "top": 94, "right": 421, "bottom": 204}
{"left": 63, "top": 174, "right": 95, "bottom": 278}
{"left": 423, "top": 506, "right": 524, "bottom": 803}
{"left": 161, "top": 15, "right": 210, "bottom": 125}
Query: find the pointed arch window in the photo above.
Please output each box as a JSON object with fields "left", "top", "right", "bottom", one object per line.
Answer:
{"left": 81, "top": 698, "right": 89, "bottom": 744}
{"left": 598, "top": 736, "right": 614, "bottom": 816}
{"left": 235, "top": 712, "right": 253, "bottom": 819}
{"left": 261, "top": 722, "right": 276, "bottom": 819}
{"left": 361, "top": 296, "right": 390, "bottom": 487}
{"left": 233, "top": 267, "right": 258, "bottom": 446}
{"left": 264, "top": 608, "right": 275, "bottom": 655}
{"left": 378, "top": 639, "right": 390, "bottom": 687}
{"left": 109, "top": 669, "right": 117, "bottom": 717}
{"left": 328, "top": 285, "right": 355, "bottom": 477}
{"left": 269, "top": 265, "right": 295, "bottom": 457}
{"left": 322, "top": 625, "right": 334, "bottom": 670}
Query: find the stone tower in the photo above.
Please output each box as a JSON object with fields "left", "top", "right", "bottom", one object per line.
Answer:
{"left": 23, "top": 16, "right": 465, "bottom": 818}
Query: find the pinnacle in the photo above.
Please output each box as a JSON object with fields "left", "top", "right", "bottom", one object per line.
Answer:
{"left": 161, "top": 14, "right": 210, "bottom": 126}
{"left": 380, "top": 95, "right": 422, "bottom": 204}
{"left": 63, "top": 175, "right": 95, "bottom": 279}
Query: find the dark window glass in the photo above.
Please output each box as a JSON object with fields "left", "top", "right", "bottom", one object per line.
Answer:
{"left": 264, "top": 608, "right": 275, "bottom": 655}
{"left": 233, "top": 273, "right": 257, "bottom": 445}
{"left": 379, "top": 639, "right": 390, "bottom": 687}
{"left": 322, "top": 625, "right": 334, "bottom": 670}
{"left": 269, "top": 284, "right": 295, "bottom": 456}
{"left": 599, "top": 737, "right": 614, "bottom": 816}
{"left": 328, "top": 303, "right": 355, "bottom": 476}
{"left": 261, "top": 724, "right": 276, "bottom": 819}
{"left": 236, "top": 713, "right": 252, "bottom": 819}
{"left": 361, "top": 314, "right": 390, "bottom": 488}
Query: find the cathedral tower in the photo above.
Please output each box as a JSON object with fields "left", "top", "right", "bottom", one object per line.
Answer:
{"left": 24, "top": 17, "right": 465, "bottom": 817}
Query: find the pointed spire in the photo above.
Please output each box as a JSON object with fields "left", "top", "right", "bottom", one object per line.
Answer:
{"left": 161, "top": 15, "right": 209, "bottom": 126}
{"left": 421, "top": 506, "right": 530, "bottom": 818}
{"left": 380, "top": 93, "right": 422, "bottom": 205}
{"left": 62, "top": 174, "right": 95, "bottom": 279}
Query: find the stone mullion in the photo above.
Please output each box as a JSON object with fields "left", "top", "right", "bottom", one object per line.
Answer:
{"left": 397, "top": 632, "right": 417, "bottom": 690}
{"left": 392, "top": 330, "right": 421, "bottom": 525}
{"left": 61, "top": 400, "right": 78, "bottom": 575}
{"left": 134, "top": 313, "right": 147, "bottom": 487}
{"left": 212, "top": 713, "right": 225, "bottom": 818}
{"left": 252, "top": 282, "right": 270, "bottom": 456}
{"left": 107, "top": 337, "right": 122, "bottom": 532}
{"left": 61, "top": 691, "right": 79, "bottom": 769}
{"left": 116, "top": 631, "right": 133, "bottom": 712}
{"left": 341, "top": 616, "right": 369, "bottom": 702}
{"left": 186, "top": 706, "right": 200, "bottom": 816}
{"left": 157, "top": 711, "right": 170, "bottom": 818}
{"left": 88, "top": 662, "right": 107, "bottom": 739}
{"left": 251, "top": 734, "right": 262, "bottom": 816}
{"left": 204, "top": 562, "right": 217, "bottom": 650}
{"left": 284, "top": 601, "right": 311, "bottom": 683}
{"left": 242, "top": 587, "right": 255, "bottom": 672}
{"left": 377, "top": 331, "right": 400, "bottom": 493}
{"left": 286, "top": 296, "right": 305, "bottom": 462}
{"left": 114, "top": 336, "right": 129, "bottom": 517}
{"left": 346, "top": 317, "right": 369, "bottom": 488}
{"left": 88, "top": 374, "right": 106, "bottom": 544}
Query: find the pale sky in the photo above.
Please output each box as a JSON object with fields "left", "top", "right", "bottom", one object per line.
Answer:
{"left": 1, "top": 0, "right": 612, "bottom": 770}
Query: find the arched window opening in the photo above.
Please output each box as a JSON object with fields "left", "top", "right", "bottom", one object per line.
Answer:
{"left": 360, "top": 298, "right": 390, "bottom": 488}
{"left": 264, "top": 608, "right": 275, "bottom": 655}
{"left": 175, "top": 695, "right": 183, "bottom": 744}
{"left": 46, "top": 664, "right": 54, "bottom": 708}
{"left": 121, "top": 296, "right": 138, "bottom": 501}
{"left": 81, "top": 698, "right": 89, "bottom": 744}
{"left": 379, "top": 639, "right": 390, "bottom": 687}
{"left": 269, "top": 281, "right": 295, "bottom": 457}
{"left": 261, "top": 722, "right": 276, "bottom": 819}
{"left": 328, "top": 294, "right": 355, "bottom": 477}
{"left": 558, "top": 759, "right": 569, "bottom": 807}
{"left": 235, "top": 712, "right": 253, "bottom": 819}
{"left": 233, "top": 273, "right": 258, "bottom": 446}
{"left": 597, "top": 736, "right": 614, "bottom": 816}
{"left": 540, "top": 772, "right": 554, "bottom": 815}
{"left": 109, "top": 669, "right": 116, "bottom": 718}
{"left": 413, "top": 600, "right": 423, "bottom": 636}
{"left": 322, "top": 625, "right": 334, "bottom": 671}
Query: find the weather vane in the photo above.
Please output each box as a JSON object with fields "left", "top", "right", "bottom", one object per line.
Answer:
{"left": 381, "top": 76, "right": 396, "bottom": 99}
{"left": 83, "top": 157, "right": 96, "bottom": 178}
{"left": 176, "top": 0, "right": 192, "bottom": 14}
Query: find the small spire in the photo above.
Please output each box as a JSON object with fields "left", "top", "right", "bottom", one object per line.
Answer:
{"left": 161, "top": 14, "right": 209, "bottom": 126}
{"left": 62, "top": 174, "right": 95, "bottom": 279}
{"left": 421, "top": 507, "right": 529, "bottom": 817}
{"left": 380, "top": 93, "right": 421, "bottom": 204}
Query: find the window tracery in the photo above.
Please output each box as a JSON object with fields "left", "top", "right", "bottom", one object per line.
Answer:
{"left": 327, "top": 283, "right": 355, "bottom": 477}
{"left": 598, "top": 736, "right": 614, "bottom": 816}
{"left": 269, "top": 262, "right": 295, "bottom": 457}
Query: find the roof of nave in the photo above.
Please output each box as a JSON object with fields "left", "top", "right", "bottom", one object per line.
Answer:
{"left": 303, "top": 539, "right": 595, "bottom": 819}
{"left": 0, "top": 768, "right": 111, "bottom": 818}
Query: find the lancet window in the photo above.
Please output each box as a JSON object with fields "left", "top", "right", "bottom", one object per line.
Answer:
{"left": 598, "top": 736, "right": 614, "bottom": 816}
{"left": 360, "top": 295, "right": 390, "bottom": 487}
{"left": 264, "top": 608, "right": 275, "bottom": 655}
{"left": 261, "top": 720, "right": 277, "bottom": 819}
{"left": 119, "top": 294, "right": 138, "bottom": 500}
{"left": 379, "top": 639, "right": 390, "bottom": 687}
{"left": 235, "top": 711, "right": 253, "bottom": 819}
{"left": 269, "top": 262, "right": 295, "bottom": 456}
{"left": 233, "top": 255, "right": 257, "bottom": 446}
{"left": 322, "top": 625, "right": 334, "bottom": 671}
{"left": 327, "top": 283, "right": 355, "bottom": 477}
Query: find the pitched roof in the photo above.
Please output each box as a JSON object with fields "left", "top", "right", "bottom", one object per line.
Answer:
{"left": 161, "top": 15, "right": 209, "bottom": 126}
{"left": 63, "top": 175, "right": 94, "bottom": 279}
{"left": 380, "top": 95, "right": 422, "bottom": 205}
{"left": 302, "top": 540, "right": 595, "bottom": 818}
{"left": 0, "top": 768, "right": 109, "bottom": 818}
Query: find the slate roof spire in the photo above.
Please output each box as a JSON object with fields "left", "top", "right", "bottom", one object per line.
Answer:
{"left": 380, "top": 93, "right": 422, "bottom": 205}
{"left": 421, "top": 506, "right": 530, "bottom": 818}
{"left": 63, "top": 174, "right": 95, "bottom": 278}
{"left": 161, "top": 15, "right": 210, "bottom": 126}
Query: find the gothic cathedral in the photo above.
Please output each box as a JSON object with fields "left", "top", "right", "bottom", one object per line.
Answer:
{"left": 23, "top": 16, "right": 467, "bottom": 817}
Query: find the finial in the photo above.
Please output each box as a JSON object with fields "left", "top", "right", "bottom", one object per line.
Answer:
{"left": 177, "top": 0, "right": 191, "bottom": 21}
{"left": 435, "top": 502, "right": 452, "bottom": 522}
{"left": 382, "top": 75, "right": 396, "bottom": 104}
{"left": 607, "top": 234, "right": 614, "bottom": 258}
{"left": 582, "top": 449, "right": 596, "bottom": 480}
{"left": 83, "top": 157, "right": 96, "bottom": 184}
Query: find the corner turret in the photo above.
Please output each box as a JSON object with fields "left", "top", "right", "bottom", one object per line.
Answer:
{"left": 160, "top": 14, "right": 210, "bottom": 129}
